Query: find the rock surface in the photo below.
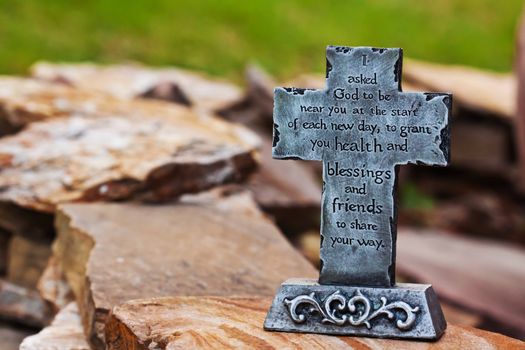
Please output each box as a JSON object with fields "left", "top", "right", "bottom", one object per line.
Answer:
{"left": 0, "top": 94, "right": 259, "bottom": 213}
{"left": 403, "top": 59, "right": 515, "bottom": 120}
{"left": 37, "top": 256, "right": 74, "bottom": 313}
{"left": 397, "top": 229, "right": 525, "bottom": 337}
{"left": 106, "top": 296, "right": 524, "bottom": 349}
{"left": 20, "top": 303, "right": 89, "bottom": 350}
{"left": 31, "top": 62, "right": 242, "bottom": 111}
{"left": 54, "top": 188, "right": 317, "bottom": 348}
{"left": 7, "top": 235, "right": 52, "bottom": 289}
{"left": 0, "top": 279, "right": 51, "bottom": 327}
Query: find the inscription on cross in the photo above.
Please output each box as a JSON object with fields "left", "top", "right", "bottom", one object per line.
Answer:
{"left": 273, "top": 46, "right": 450, "bottom": 287}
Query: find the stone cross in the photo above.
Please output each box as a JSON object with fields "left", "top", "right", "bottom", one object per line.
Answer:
{"left": 265, "top": 46, "right": 450, "bottom": 340}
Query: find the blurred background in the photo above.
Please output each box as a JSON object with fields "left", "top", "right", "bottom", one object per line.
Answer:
{"left": 1, "top": 0, "right": 524, "bottom": 347}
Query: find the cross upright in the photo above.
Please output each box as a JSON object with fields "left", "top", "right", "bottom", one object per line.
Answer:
{"left": 272, "top": 46, "right": 450, "bottom": 287}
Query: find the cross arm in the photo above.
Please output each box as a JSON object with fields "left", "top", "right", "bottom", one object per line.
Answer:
{"left": 272, "top": 87, "right": 327, "bottom": 161}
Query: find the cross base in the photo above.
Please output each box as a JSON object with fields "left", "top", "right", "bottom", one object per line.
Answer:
{"left": 264, "top": 278, "right": 446, "bottom": 340}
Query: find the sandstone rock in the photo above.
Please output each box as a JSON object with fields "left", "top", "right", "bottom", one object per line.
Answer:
{"left": 0, "top": 323, "right": 33, "bottom": 350}
{"left": 7, "top": 235, "right": 52, "bottom": 289}
{"left": 37, "top": 256, "right": 74, "bottom": 314}
{"left": 0, "top": 77, "right": 108, "bottom": 134}
{"left": 403, "top": 59, "right": 515, "bottom": 120}
{"left": 0, "top": 279, "right": 51, "bottom": 327}
{"left": 248, "top": 138, "right": 321, "bottom": 235}
{"left": 54, "top": 189, "right": 316, "bottom": 348}
{"left": 0, "top": 95, "right": 259, "bottom": 213}
{"left": 31, "top": 62, "right": 242, "bottom": 112}
{"left": 397, "top": 229, "right": 525, "bottom": 337}
{"left": 20, "top": 302, "right": 89, "bottom": 350}
{"left": 106, "top": 296, "right": 523, "bottom": 349}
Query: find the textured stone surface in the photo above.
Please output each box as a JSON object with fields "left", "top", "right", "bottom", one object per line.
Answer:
{"left": 31, "top": 62, "right": 242, "bottom": 111}
{"left": 20, "top": 303, "right": 90, "bottom": 350}
{"left": 7, "top": 235, "right": 52, "bottom": 289}
{"left": 0, "top": 95, "right": 259, "bottom": 213}
{"left": 0, "top": 278, "right": 51, "bottom": 327}
{"left": 0, "top": 323, "right": 33, "bottom": 350}
{"left": 37, "top": 256, "right": 74, "bottom": 314}
{"left": 397, "top": 229, "right": 525, "bottom": 336}
{"left": 403, "top": 59, "right": 515, "bottom": 120}
{"left": 54, "top": 188, "right": 316, "bottom": 349}
{"left": 0, "top": 77, "right": 107, "bottom": 134}
{"left": 106, "top": 296, "right": 524, "bottom": 349}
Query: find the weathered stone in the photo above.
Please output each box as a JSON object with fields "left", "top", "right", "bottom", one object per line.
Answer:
{"left": 20, "top": 303, "right": 90, "bottom": 350}
{"left": 0, "top": 77, "right": 108, "bottom": 134}
{"left": 106, "top": 296, "right": 524, "bottom": 349}
{"left": 37, "top": 256, "right": 74, "bottom": 314}
{"left": 397, "top": 229, "right": 525, "bottom": 338}
{"left": 31, "top": 62, "right": 242, "bottom": 112}
{"left": 403, "top": 59, "right": 515, "bottom": 120}
{"left": 0, "top": 229, "right": 9, "bottom": 275}
{"left": 0, "top": 202, "right": 54, "bottom": 239}
{"left": 7, "top": 235, "right": 52, "bottom": 289}
{"left": 0, "top": 279, "right": 51, "bottom": 327}
{"left": 249, "top": 138, "right": 321, "bottom": 235}
{"left": 54, "top": 188, "right": 316, "bottom": 349}
{"left": 0, "top": 94, "right": 259, "bottom": 213}
{"left": 0, "top": 323, "right": 33, "bottom": 350}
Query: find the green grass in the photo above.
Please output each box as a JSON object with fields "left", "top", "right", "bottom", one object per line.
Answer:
{"left": 0, "top": 0, "right": 522, "bottom": 80}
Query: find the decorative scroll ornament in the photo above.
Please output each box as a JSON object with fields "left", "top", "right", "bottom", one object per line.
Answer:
{"left": 284, "top": 290, "right": 419, "bottom": 330}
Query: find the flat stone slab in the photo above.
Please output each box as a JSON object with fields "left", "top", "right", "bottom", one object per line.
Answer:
{"left": 31, "top": 62, "right": 242, "bottom": 111}
{"left": 397, "top": 229, "right": 525, "bottom": 336}
{"left": 0, "top": 90, "right": 259, "bottom": 212}
{"left": 105, "top": 296, "right": 524, "bottom": 349}
{"left": 20, "top": 303, "right": 89, "bottom": 350}
{"left": 265, "top": 278, "right": 445, "bottom": 340}
{"left": 54, "top": 188, "right": 316, "bottom": 349}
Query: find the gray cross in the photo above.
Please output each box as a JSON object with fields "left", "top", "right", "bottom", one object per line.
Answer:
{"left": 273, "top": 46, "right": 450, "bottom": 287}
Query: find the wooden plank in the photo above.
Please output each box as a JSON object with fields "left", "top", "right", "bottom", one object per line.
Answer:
{"left": 397, "top": 229, "right": 525, "bottom": 335}
{"left": 54, "top": 188, "right": 317, "bottom": 348}
{"left": 30, "top": 62, "right": 242, "bottom": 112}
{"left": 20, "top": 302, "right": 89, "bottom": 350}
{"left": 105, "top": 296, "right": 524, "bottom": 349}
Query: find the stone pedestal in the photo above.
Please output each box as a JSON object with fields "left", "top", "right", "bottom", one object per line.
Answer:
{"left": 265, "top": 279, "right": 446, "bottom": 340}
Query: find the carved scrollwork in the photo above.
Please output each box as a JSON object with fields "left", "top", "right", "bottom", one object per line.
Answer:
{"left": 284, "top": 290, "right": 419, "bottom": 330}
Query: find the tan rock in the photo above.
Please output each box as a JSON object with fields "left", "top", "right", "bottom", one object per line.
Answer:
{"left": 54, "top": 189, "right": 316, "bottom": 348}
{"left": 7, "top": 235, "right": 51, "bottom": 289}
{"left": 0, "top": 94, "right": 259, "bottom": 213}
{"left": 31, "top": 62, "right": 242, "bottom": 111}
{"left": 0, "top": 77, "right": 108, "bottom": 134}
{"left": 403, "top": 59, "right": 515, "bottom": 120}
{"left": 0, "top": 278, "right": 51, "bottom": 327}
{"left": 37, "top": 256, "right": 74, "bottom": 313}
{"left": 397, "top": 229, "right": 525, "bottom": 336}
{"left": 106, "top": 296, "right": 524, "bottom": 350}
{"left": 20, "top": 302, "right": 89, "bottom": 350}
{"left": 0, "top": 324, "right": 33, "bottom": 350}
